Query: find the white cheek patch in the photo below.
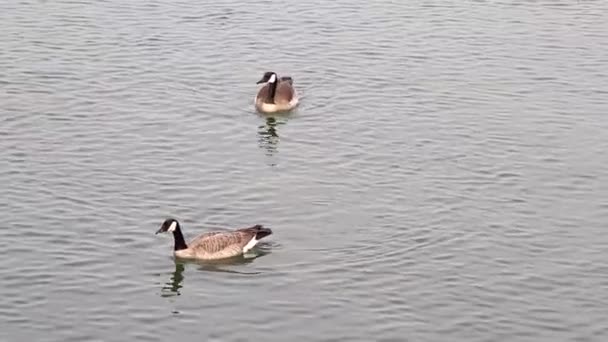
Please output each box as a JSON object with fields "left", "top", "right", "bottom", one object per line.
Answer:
{"left": 242, "top": 236, "right": 259, "bottom": 253}
{"left": 168, "top": 221, "right": 177, "bottom": 233}
{"left": 268, "top": 74, "right": 276, "bottom": 83}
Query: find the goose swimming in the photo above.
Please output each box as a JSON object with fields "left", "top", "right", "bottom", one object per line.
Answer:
{"left": 155, "top": 218, "right": 273, "bottom": 260}
{"left": 254, "top": 71, "right": 299, "bottom": 113}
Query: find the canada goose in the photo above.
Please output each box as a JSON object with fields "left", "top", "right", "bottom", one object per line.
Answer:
{"left": 255, "top": 71, "right": 299, "bottom": 113}
{"left": 155, "top": 218, "right": 273, "bottom": 260}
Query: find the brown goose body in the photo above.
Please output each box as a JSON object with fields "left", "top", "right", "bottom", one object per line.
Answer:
{"left": 156, "top": 218, "right": 272, "bottom": 260}
{"left": 255, "top": 72, "right": 299, "bottom": 113}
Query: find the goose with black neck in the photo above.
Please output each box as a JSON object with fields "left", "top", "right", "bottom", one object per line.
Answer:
{"left": 254, "top": 71, "right": 299, "bottom": 113}
{"left": 155, "top": 218, "right": 273, "bottom": 260}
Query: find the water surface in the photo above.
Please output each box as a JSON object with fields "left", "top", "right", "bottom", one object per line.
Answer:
{"left": 1, "top": 1, "right": 608, "bottom": 341}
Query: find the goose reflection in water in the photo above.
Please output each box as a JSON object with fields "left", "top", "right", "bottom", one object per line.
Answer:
{"left": 161, "top": 262, "right": 185, "bottom": 297}
{"left": 160, "top": 248, "right": 271, "bottom": 298}
{"left": 257, "top": 115, "right": 289, "bottom": 159}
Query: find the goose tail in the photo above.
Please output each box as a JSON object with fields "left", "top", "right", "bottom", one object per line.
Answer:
{"left": 280, "top": 76, "right": 293, "bottom": 85}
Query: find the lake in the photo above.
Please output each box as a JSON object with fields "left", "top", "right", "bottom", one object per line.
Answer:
{"left": 1, "top": 0, "right": 607, "bottom": 341}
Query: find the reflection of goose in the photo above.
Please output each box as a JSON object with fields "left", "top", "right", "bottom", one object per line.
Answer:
{"left": 193, "top": 250, "right": 269, "bottom": 274}
{"left": 258, "top": 116, "right": 281, "bottom": 157}
{"left": 160, "top": 251, "right": 270, "bottom": 297}
{"left": 255, "top": 71, "right": 299, "bottom": 113}
{"left": 155, "top": 218, "right": 273, "bottom": 260}
{"left": 161, "top": 262, "right": 185, "bottom": 297}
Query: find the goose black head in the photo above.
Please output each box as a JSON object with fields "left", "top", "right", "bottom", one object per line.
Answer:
{"left": 256, "top": 71, "right": 277, "bottom": 84}
{"left": 156, "top": 218, "right": 180, "bottom": 235}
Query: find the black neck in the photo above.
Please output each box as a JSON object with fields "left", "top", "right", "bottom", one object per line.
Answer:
{"left": 171, "top": 225, "right": 188, "bottom": 251}
{"left": 266, "top": 81, "right": 278, "bottom": 104}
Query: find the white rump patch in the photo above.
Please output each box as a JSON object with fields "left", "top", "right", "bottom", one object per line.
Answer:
{"left": 168, "top": 221, "right": 177, "bottom": 233}
{"left": 268, "top": 74, "right": 276, "bottom": 83}
{"left": 242, "top": 236, "right": 259, "bottom": 253}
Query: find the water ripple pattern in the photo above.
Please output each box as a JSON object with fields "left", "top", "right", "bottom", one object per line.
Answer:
{"left": 1, "top": 0, "right": 608, "bottom": 341}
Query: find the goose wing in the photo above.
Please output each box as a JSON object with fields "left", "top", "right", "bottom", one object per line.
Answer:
{"left": 256, "top": 83, "right": 271, "bottom": 101}
{"left": 189, "top": 229, "right": 257, "bottom": 258}
{"left": 274, "top": 80, "right": 295, "bottom": 104}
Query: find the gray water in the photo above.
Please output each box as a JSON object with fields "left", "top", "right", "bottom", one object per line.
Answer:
{"left": 1, "top": 0, "right": 608, "bottom": 341}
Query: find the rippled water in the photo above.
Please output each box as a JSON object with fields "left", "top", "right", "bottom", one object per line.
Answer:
{"left": 2, "top": 0, "right": 608, "bottom": 341}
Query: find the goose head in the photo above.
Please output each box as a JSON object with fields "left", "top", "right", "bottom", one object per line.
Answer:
{"left": 256, "top": 71, "right": 277, "bottom": 84}
{"left": 156, "top": 218, "right": 180, "bottom": 235}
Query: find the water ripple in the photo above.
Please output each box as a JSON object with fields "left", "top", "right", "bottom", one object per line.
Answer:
{"left": 1, "top": 0, "right": 608, "bottom": 341}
